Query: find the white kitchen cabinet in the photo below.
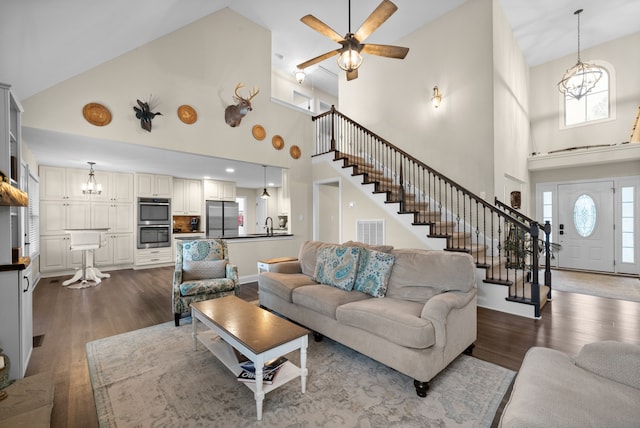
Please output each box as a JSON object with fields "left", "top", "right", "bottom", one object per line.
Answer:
{"left": 39, "top": 166, "right": 90, "bottom": 201}
{"left": 40, "top": 200, "right": 90, "bottom": 235}
{"left": 95, "top": 233, "right": 133, "bottom": 266}
{"left": 91, "top": 202, "right": 133, "bottom": 233}
{"left": 203, "top": 179, "right": 236, "bottom": 201}
{"left": 0, "top": 265, "right": 33, "bottom": 380}
{"left": 136, "top": 173, "right": 173, "bottom": 198}
{"left": 136, "top": 247, "right": 173, "bottom": 266}
{"left": 39, "top": 235, "right": 83, "bottom": 272}
{"left": 90, "top": 171, "right": 134, "bottom": 203}
{"left": 173, "top": 178, "right": 202, "bottom": 215}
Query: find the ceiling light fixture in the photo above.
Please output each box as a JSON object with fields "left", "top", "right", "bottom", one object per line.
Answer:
{"left": 557, "top": 9, "right": 602, "bottom": 101}
{"left": 431, "top": 86, "right": 442, "bottom": 108}
{"left": 261, "top": 165, "right": 270, "bottom": 199}
{"left": 82, "top": 161, "right": 102, "bottom": 194}
{"left": 295, "top": 69, "right": 306, "bottom": 84}
{"left": 337, "top": 38, "right": 364, "bottom": 73}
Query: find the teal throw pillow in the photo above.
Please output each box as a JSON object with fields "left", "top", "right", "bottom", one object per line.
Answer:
{"left": 314, "top": 245, "right": 361, "bottom": 291}
{"left": 353, "top": 248, "right": 395, "bottom": 297}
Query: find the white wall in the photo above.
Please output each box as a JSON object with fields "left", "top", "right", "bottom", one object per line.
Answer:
{"left": 492, "top": 0, "right": 531, "bottom": 213}
{"left": 339, "top": 0, "right": 496, "bottom": 200}
{"left": 529, "top": 31, "right": 640, "bottom": 156}
{"left": 19, "top": 8, "right": 313, "bottom": 272}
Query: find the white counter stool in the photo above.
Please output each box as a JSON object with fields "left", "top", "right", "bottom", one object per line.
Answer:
{"left": 62, "top": 229, "right": 110, "bottom": 288}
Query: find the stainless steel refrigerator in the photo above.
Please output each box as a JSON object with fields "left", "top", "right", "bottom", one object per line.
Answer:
{"left": 206, "top": 201, "right": 239, "bottom": 237}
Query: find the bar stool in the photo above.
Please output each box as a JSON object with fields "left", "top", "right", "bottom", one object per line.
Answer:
{"left": 62, "top": 230, "right": 110, "bottom": 288}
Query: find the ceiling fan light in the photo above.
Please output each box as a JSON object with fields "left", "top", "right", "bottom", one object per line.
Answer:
{"left": 337, "top": 49, "right": 363, "bottom": 72}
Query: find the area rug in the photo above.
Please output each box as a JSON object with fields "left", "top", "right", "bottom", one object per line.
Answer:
{"left": 87, "top": 322, "right": 515, "bottom": 427}
{"left": 551, "top": 269, "right": 640, "bottom": 303}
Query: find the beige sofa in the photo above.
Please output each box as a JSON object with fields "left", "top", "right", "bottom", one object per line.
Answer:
{"left": 499, "top": 341, "right": 640, "bottom": 428}
{"left": 258, "top": 240, "right": 477, "bottom": 396}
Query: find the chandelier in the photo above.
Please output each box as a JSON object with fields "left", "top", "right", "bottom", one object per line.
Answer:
{"left": 557, "top": 9, "right": 602, "bottom": 101}
{"left": 82, "top": 162, "right": 102, "bottom": 195}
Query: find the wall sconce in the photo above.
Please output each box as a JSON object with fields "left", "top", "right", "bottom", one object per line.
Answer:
{"left": 295, "top": 69, "right": 305, "bottom": 84}
{"left": 431, "top": 86, "right": 442, "bottom": 108}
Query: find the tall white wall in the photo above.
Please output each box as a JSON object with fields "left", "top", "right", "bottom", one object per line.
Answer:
{"left": 339, "top": 0, "right": 496, "bottom": 199}
{"left": 492, "top": 0, "right": 531, "bottom": 213}
{"left": 530, "top": 31, "right": 640, "bottom": 156}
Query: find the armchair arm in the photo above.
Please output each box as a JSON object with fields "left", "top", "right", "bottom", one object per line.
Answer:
{"left": 226, "top": 263, "right": 239, "bottom": 284}
{"left": 266, "top": 261, "right": 302, "bottom": 274}
{"left": 574, "top": 341, "right": 640, "bottom": 390}
{"left": 420, "top": 289, "right": 476, "bottom": 345}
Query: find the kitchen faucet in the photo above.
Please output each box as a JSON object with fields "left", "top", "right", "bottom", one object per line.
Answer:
{"left": 265, "top": 217, "right": 273, "bottom": 236}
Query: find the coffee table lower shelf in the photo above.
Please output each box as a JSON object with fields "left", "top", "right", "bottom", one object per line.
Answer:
{"left": 195, "top": 331, "right": 304, "bottom": 395}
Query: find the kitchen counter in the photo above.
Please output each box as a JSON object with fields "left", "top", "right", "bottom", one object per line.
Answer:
{"left": 174, "top": 232, "right": 293, "bottom": 240}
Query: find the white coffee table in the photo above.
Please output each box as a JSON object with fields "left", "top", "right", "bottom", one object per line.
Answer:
{"left": 191, "top": 296, "right": 309, "bottom": 420}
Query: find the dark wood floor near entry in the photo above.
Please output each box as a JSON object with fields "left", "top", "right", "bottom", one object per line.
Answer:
{"left": 28, "top": 266, "right": 640, "bottom": 427}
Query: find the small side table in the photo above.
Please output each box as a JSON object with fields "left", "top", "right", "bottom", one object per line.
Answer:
{"left": 257, "top": 257, "right": 297, "bottom": 274}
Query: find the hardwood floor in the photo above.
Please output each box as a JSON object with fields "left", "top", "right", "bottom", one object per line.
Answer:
{"left": 27, "top": 267, "right": 640, "bottom": 427}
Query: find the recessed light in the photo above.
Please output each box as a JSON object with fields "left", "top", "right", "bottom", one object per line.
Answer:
{"left": 225, "top": 168, "right": 235, "bottom": 173}
{"left": 203, "top": 176, "right": 211, "bottom": 179}
{"left": 268, "top": 182, "right": 275, "bottom": 187}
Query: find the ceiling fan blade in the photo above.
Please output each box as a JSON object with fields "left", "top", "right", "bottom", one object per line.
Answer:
{"left": 297, "top": 49, "right": 341, "bottom": 70}
{"left": 361, "top": 44, "right": 409, "bottom": 59}
{"left": 300, "top": 15, "right": 345, "bottom": 43}
{"left": 346, "top": 69, "right": 358, "bottom": 81}
{"left": 354, "top": 0, "right": 398, "bottom": 42}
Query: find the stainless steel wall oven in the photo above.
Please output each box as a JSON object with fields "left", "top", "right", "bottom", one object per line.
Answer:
{"left": 137, "top": 198, "right": 171, "bottom": 248}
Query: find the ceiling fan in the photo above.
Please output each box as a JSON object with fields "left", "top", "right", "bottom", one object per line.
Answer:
{"left": 297, "top": 0, "right": 409, "bottom": 81}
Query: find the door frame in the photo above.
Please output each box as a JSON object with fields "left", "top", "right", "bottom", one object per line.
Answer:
{"left": 536, "top": 175, "right": 640, "bottom": 275}
{"left": 313, "top": 178, "right": 342, "bottom": 243}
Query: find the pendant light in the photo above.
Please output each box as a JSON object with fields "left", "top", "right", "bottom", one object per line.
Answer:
{"left": 557, "top": 9, "right": 602, "bottom": 101}
{"left": 261, "top": 165, "right": 270, "bottom": 199}
{"left": 82, "top": 161, "right": 102, "bottom": 195}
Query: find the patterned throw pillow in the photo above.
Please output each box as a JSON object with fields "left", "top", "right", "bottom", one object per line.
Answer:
{"left": 353, "top": 248, "right": 395, "bottom": 297}
{"left": 182, "top": 260, "right": 227, "bottom": 281}
{"left": 314, "top": 245, "right": 361, "bottom": 291}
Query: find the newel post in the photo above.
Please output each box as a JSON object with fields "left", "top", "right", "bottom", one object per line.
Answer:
{"left": 544, "top": 220, "right": 552, "bottom": 297}
{"left": 530, "top": 222, "right": 540, "bottom": 317}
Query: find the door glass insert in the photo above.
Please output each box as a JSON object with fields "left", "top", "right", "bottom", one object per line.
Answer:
{"left": 621, "top": 186, "right": 634, "bottom": 263}
{"left": 573, "top": 194, "right": 597, "bottom": 237}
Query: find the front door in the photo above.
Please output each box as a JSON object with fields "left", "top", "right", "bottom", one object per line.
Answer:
{"left": 557, "top": 181, "right": 614, "bottom": 272}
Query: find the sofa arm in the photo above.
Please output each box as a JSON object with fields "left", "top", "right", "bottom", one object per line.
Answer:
{"left": 574, "top": 341, "right": 640, "bottom": 390}
{"left": 265, "top": 261, "right": 302, "bottom": 274}
{"left": 420, "top": 289, "right": 476, "bottom": 345}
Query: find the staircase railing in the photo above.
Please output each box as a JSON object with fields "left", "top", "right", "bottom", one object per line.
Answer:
{"left": 313, "top": 106, "right": 545, "bottom": 317}
{"left": 494, "top": 197, "right": 553, "bottom": 298}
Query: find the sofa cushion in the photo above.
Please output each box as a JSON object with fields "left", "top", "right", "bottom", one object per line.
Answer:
{"left": 258, "top": 272, "right": 317, "bottom": 302}
{"left": 298, "top": 241, "right": 333, "bottom": 277}
{"left": 386, "top": 249, "right": 476, "bottom": 303}
{"left": 352, "top": 249, "right": 395, "bottom": 297}
{"left": 314, "top": 245, "right": 361, "bottom": 291}
{"left": 342, "top": 240, "right": 394, "bottom": 253}
{"left": 336, "top": 298, "right": 435, "bottom": 349}
{"left": 292, "top": 284, "right": 371, "bottom": 319}
{"left": 179, "top": 278, "right": 236, "bottom": 297}
{"left": 182, "top": 259, "right": 227, "bottom": 281}
{"left": 182, "top": 240, "right": 224, "bottom": 261}
{"left": 574, "top": 341, "right": 640, "bottom": 390}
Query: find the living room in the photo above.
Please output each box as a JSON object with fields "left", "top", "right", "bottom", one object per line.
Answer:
{"left": 1, "top": 0, "right": 640, "bottom": 426}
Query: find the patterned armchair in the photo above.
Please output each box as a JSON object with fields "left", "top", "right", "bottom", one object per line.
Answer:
{"left": 173, "top": 238, "right": 239, "bottom": 326}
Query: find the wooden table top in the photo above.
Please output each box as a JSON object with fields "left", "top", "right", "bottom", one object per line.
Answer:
{"left": 191, "top": 296, "right": 309, "bottom": 354}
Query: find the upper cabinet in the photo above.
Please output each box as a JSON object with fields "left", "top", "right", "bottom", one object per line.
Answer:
{"left": 41, "top": 166, "right": 133, "bottom": 203}
{"left": 136, "top": 173, "right": 172, "bottom": 198}
{"left": 173, "top": 178, "right": 202, "bottom": 215}
{"left": 203, "top": 179, "right": 236, "bottom": 201}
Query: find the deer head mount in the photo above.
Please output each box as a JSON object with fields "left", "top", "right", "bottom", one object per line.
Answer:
{"left": 224, "top": 83, "right": 259, "bottom": 127}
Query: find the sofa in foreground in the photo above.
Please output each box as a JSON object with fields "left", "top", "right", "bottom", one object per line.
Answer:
{"left": 258, "top": 240, "right": 477, "bottom": 396}
{"left": 499, "top": 341, "right": 640, "bottom": 428}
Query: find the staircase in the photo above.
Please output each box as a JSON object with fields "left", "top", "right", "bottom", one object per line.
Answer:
{"left": 312, "top": 106, "right": 553, "bottom": 318}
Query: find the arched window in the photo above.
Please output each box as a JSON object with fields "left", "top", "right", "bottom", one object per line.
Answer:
{"left": 562, "top": 62, "right": 614, "bottom": 128}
